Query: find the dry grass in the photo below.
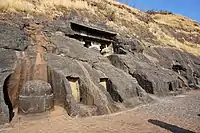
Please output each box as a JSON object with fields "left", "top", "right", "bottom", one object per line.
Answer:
{"left": 0, "top": 0, "right": 89, "bottom": 14}
{"left": 152, "top": 14, "right": 200, "bottom": 32}
{"left": 149, "top": 22, "right": 200, "bottom": 56}
{"left": 0, "top": 0, "right": 35, "bottom": 12}
{"left": 0, "top": 0, "right": 200, "bottom": 55}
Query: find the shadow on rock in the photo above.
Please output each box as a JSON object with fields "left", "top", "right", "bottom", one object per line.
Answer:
{"left": 148, "top": 119, "right": 195, "bottom": 133}
{"left": 198, "top": 114, "right": 200, "bottom": 117}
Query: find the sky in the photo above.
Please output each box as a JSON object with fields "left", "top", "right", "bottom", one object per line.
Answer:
{"left": 118, "top": 0, "right": 200, "bottom": 22}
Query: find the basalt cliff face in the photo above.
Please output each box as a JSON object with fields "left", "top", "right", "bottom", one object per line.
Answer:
{"left": 0, "top": 0, "right": 200, "bottom": 125}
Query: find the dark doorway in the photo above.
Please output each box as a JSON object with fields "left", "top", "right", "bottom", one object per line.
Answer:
{"left": 169, "top": 82, "right": 173, "bottom": 91}
{"left": 84, "top": 41, "right": 92, "bottom": 48}
{"left": 3, "top": 74, "right": 14, "bottom": 122}
{"left": 100, "top": 78, "right": 123, "bottom": 103}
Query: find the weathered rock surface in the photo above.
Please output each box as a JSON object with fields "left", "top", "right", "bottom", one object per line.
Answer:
{"left": 0, "top": 22, "right": 29, "bottom": 51}
{"left": 19, "top": 80, "right": 54, "bottom": 114}
{"left": 0, "top": 13, "right": 199, "bottom": 125}
{"left": 113, "top": 37, "right": 144, "bottom": 54}
{"left": 0, "top": 49, "right": 17, "bottom": 124}
{"left": 45, "top": 36, "right": 142, "bottom": 115}
{"left": 108, "top": 53, "right": 187, "bottom": 96}
{"left": 144, "top": 47, "right": 200, "bottom": 89}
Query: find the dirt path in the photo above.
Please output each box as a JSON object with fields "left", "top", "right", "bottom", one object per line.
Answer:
{"left": 1, "top": 90, "right": 200, "bottom": 133}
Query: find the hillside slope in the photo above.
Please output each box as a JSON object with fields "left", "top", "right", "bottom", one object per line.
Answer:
{"left": 0, "top": 0, "right": 200, "bottom": 126}
{"left": 0, "top": 0, "right": 200, "bottom": 55}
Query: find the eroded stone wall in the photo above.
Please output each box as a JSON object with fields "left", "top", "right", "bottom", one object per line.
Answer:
{"left": 0, "top": 14, "right": 199, "bottom": 125}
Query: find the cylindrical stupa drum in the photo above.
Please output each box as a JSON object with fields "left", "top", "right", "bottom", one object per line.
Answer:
{"left": 19, "top": 80, "right": 54, "bottom": 114}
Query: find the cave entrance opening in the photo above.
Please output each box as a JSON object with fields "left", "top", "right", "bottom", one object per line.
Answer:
{"left": 84, "top": 40, "right": 92, "bottom": 48}
{"left": 100, "top": 78, "right": 123, "bottom": 103}
{"left": 66, "top": 77, "right": 80, "bottom": 102}
{"left": 3, "top": 74, "right": 14, "bottom": 122}
{"left": 169, "top": 82, "right": 173, "bottom": 91}
{"left": 100, "top": 78, "right": 108, "bottom": 90}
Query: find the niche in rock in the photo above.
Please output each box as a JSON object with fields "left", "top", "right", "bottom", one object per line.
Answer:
{"left": 3, "top": 74, "right": 14, "bottom": 122}
{"left": 100, "top": 78, "right": 108, "bottom": 89}
{"left": 193, "top": 73, "right": 200, "bottom": 85}
{"left": 133, "top": 73, "right": 154, "bottom": 94}
{"left": 84, "top": 40, "right": 92, "bottom": 48}
{"left": 169, "top": 82, "right": 173, "bottom": 91}
{"left": 66, "top": 77, "right": 80, "bottom": 102}
{"left": 172, "top": 63, "right": 186, "bottom": 75}
{"left": 100, "top": 78, "right": 123, "bottom": 103}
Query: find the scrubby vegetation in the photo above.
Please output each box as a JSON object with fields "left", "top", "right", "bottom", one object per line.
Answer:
{"left": 146, "top": 10, "right": 173, "bottom": 15}
{"left": 0, "top": 0, "right": 200, "bottom": 55}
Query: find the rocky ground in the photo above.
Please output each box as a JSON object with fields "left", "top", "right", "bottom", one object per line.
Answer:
{"left": 1, "top": 90, "right": 199, "bottom": 133}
